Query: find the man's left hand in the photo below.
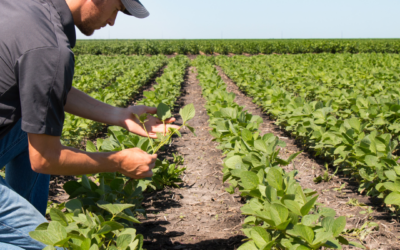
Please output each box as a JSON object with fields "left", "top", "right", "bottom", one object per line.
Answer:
{"left": 121, "top": 105, "right": 180, "bottom": 139}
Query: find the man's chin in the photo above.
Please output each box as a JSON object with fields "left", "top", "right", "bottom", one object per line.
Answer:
{"left": 77, "top": 25, "right": 95, "bottom": 36}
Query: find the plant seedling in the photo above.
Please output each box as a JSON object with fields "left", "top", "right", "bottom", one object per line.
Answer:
{"left": 313, "top": 163, "right": 339, "bottom": 183}
{"left": 134, "top": 102, "right": 196, "bottom": 154}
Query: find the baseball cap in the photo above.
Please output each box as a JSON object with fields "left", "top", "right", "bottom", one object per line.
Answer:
{"left": 121, "top": 0, "right": 150, "bottom": 18}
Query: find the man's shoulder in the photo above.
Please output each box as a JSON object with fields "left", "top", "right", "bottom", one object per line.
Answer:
{"left": 0, "top": 0, "right": 59, "bottom": 55}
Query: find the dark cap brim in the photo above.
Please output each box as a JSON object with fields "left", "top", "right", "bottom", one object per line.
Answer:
{"left": 121, "top": 0, "right": 149, "bottom": 18}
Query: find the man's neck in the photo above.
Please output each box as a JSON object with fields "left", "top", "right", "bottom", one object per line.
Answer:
{"left": 65, "top": 0, "right": 82, "bottom": 26}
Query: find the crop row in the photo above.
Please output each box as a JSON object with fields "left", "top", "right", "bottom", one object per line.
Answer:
{"left": 73, "top": 39, "right": 400, "bottom": 56}
{"left": 30, "top": 56, "right": 191, "bottom": 249}
{"left": 193, "top": 56, "right": 360, "bottom": 249}
{"left": 62, "top": 55, "right": 168, "bottom": 147}
{"left": 216, "top": 54, "right": 400, "bottom": 213}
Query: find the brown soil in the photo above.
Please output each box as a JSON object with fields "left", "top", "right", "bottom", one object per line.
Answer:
{"left": 216, "top": 65, "right": 400, "bottom": 250}
{"left": 135, "top": 66, "right": 246, "bottom": 250}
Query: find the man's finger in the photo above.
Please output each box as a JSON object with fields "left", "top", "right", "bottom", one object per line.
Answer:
{"left": 164, "top": 117, "right": 176, "bottom": 124}
{"left": 148, "top": 133, "right": 158, "bottom": 139}
{"left": 142, "top": 171, "right": 154, "bottom": 178}
{"left": 166, "top": 124, "right": 181, "bottom": 130}
{"left": 145, "top": 106, "right": 157, "bottom": 114}
{"left": 134, "top": 171, "right": 153, "bottom": 179}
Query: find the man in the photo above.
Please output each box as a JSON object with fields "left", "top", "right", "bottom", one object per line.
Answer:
{"left": 0, "top": 0, "right": 176, "bottom": 249}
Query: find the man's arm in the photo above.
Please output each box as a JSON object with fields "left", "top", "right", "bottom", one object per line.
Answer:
{"left": 28, "top": 133, "right": 156, "bottom": 178}
{"left": 64, "top": 87, "right": 179, "bottom": 138}
{"left": 64, "top": 87, "right": 125, "bottom": 126}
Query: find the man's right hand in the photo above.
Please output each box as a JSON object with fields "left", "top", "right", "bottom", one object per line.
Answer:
{"left": 115, "top": 148, "right": 157, "bottom": 179}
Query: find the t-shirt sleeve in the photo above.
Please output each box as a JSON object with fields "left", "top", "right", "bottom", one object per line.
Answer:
{"left": 16, "top": 46, "right": 74, "bottom": 136}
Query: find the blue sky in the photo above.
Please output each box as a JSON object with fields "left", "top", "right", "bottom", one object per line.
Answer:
{"left": 77, "top": 0, "right": 400, "bottom": 40}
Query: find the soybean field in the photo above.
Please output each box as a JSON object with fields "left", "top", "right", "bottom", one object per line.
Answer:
{"left": 24, "top": 43, "right": 400, "bottom": 250}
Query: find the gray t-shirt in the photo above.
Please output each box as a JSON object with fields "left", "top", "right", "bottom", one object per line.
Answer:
{"left": 0, "top": 0, "right": 76, "bottom": 139}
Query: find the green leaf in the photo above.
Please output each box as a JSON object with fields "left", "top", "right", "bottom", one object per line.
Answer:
{"left": 300, "top": 195, "right": 319, "bottom": 216}
{"left": 224, "top": 155, "right": 243, "bottom": 169}
{"left": 117, "top": 234, "right": 132, "bottom": 250}
{"left": 35, "top": 222, "right": 49, "bottom": 231}
{"left": 265, "top": 186, "right": 278, "bottom": 202}
{"left": 284, "top": 200, "right": 302, "bottom": 216}
{"left": 180, "top": 103, "right": 195, "bottom": 123}
{"left": 81, "top": 175, "right": 92, "bottom": 191}
{"left": 133, "top": 234, "right": 144, "bottom": 250}
{"left": 81, "top": 238, "right": 91, "bottom": 250}
{"left": 240, "top": 171, "right": 259, "bottom": 190}
{"left": 50, "top": 208, "right": 68, "bottom": 227}
{"left": 86, "top": 141, "right": 97, "bottom": 152}
{"left": 364, "top": 155, "right": 379, "bottom": 167}
{"left": 97, "top": 221, "right": 124, "bottom": 235}
{"left": 116, "top": 212, "right": 141, "bottom": 224}
{"left": 89, "top": 244, "right": 99, "bottom": 250}
{"left": 241, "top": 129, "right": 253, "bottom": 142}
{"left": 267, "top": 168, "right": 283, "bottom": 191}
{"left": 29, "top": 230, "right": 56, "bottom": 245}
{"left": 395, "top": 179, "right": 400, "bottom": 192}
{"left": 349, "top": 241, "right": 366, "bottom": 249}
{"left": 270, "top": 203, "right": 289, "bottom": 225}
{"left": 302, "top": 215, "right": 320, "bottom": 227}
{"left": 332, "top": 216, "right": 346, "bottom": 237}
{"left": 43, "top": 246, "right": 56, "bottom": 250}
{"left": 97, "top": 203, "right": 134, "bottom": 215}
{"left": 313, "top": 231, "right": 332, "bottom": 245}
{"left": 186, "top": 125, "right": 197, "bottom": 136}
{"left": 348, "top": 117, "right": 361, "bottom": 132}
{"left": 384, "top": 191, "right": 400, "bottom": 205}
{"left": 293, "top": 224, "right": 314, "bottom": 244}
{"left": 319, "top": 207, "right": 336, "bottom": 217}
{"left": 250, "top": 227, "right": 271, "bottom": 248}
{"left": 321, "top": 216, "right": 335, "bottom": 232}
{"left": 65, "top": 199, "right": 82, "bottom": 212}
{"left": 237, "top": 241, "right": 258, "bottom": 250}
{"left": 157, "top": 102, "right": 172, "bottom": 121}
{"left": 254, "top": 139, "right": 269, "bottom": 153}
{"left": 287, "top": 151, "right": 302, "bottom": 163}
{"left": 30, "top": 221, "right": 69, "bottom": 247}
{"left": 139, "top": 113, "right": 149, "bottom": 123}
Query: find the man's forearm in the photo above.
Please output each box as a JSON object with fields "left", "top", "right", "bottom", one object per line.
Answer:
{"left": 28, "top": 133, "right": 155, "bottom": 179}
{"left": 30, "top": 141, "right": 119, "bottom": 176}
{"left": 64, "top": 87, "right": 125, "bottom": 127}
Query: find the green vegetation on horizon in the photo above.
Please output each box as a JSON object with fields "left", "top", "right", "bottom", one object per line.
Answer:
{"left": 74, "top": 39, "right": 400, "bottom": 56}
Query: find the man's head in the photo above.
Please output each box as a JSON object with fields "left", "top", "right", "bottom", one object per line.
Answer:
{"left": 66, "top": 0, "right": 149, "bottom": 36}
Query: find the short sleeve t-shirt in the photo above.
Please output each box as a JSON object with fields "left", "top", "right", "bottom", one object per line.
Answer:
{"left": 0, "top": 0, "right": 76, "bottom": 139}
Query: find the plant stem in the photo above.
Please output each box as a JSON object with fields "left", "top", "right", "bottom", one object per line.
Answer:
{"left": 106, "top": 216, "right": 117, "bottom": 249}
{"left": 153, "top": 124, "right": 184, "bottom": 154}
{"left": 141, "top": 122, "right": 155, "bottom": 153}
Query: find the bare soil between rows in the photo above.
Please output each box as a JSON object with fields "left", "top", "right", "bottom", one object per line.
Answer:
{"left": 135, "top": 66, "right": 246, "bottom": 250}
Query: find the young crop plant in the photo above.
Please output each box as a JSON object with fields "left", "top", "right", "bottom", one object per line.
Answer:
{"left": 134, "top": 102, "right": 196, "bottom": 155}
{"left": 216, "top": 54, "right": 400, "bottom": 214}
{"left": 193, "top": 55, "right": 360, "bottom": 250}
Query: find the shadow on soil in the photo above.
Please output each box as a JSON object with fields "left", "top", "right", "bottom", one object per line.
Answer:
{"left": 139, "top": 227, "right": 245, "bottom": 250}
